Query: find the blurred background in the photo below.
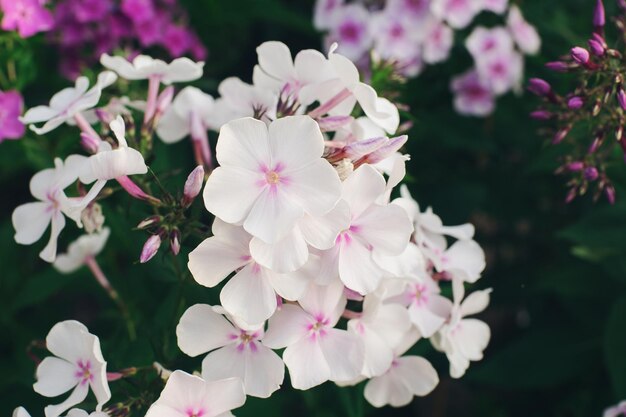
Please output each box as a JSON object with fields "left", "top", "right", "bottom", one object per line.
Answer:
{"left": 1, "top": 1, "right": 625, "bottom": 416}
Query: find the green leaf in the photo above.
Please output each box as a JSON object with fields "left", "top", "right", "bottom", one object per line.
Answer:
{"left": 605, "top": 296, "right": 626, "bottom": 398}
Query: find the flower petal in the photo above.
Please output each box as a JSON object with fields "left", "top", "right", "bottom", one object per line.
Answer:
{"left": 12, "top": 202, "right": 52, "bottom": 245}
{"left": 319, "top": 328, "right": 364, "bottom": 382}
{"left": 283, "top": 337, "right": 330, "bottom": 390}
{"left": 177, "top": 304, "right": 237, "bottom": 357}
{"left": 188, "top": 234, "right": 249, "bottom": 288}
{"left": 33, "top": 357, "right": 77, "bottom": 397}
{"left": 220, "top": 264, "right": 277, "bottom": 326}
{"left": 262, "top": 304, "right": 311, "bottom": 349}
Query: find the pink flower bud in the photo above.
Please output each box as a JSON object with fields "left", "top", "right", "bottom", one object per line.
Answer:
{"left": 156, "top": 86, "right": 175, "bottom": 116}
{"left": 95, "top": 108, "right": 115, "bottom": 125}
{"left": 605, "top": 184, "right": 616, "bottom": 204}
{"left": 571, "top": 47, "right": 590, "bottom": 64}
{"left": 170, "top": 229, "right": 181, "bottom": 256}
{"left": 317, "top": 115, "right": 354, "bottom": 132}
{"left": 568, "top": 96, "right": 584, "bottom": 109}
{"left": 588, "top": 39, "right": 605, "bottom": 56}
{"left": 80, "top": 132, "right": 101, "bottom": 154}
{"left": 591, "top": 33, "right": 608, "bottom": 49}
{"left": 553, "top": 126, "right": 571, "bottom": 144}
{"left": 545, "top": 61, "right": 571, "bottom": 72}
{"left": 593, "top": 0, "right": 605, "bottom": 28}
{"left": 567, "top": 161, "right": 585, "bottom": 171}
{"left": 137, "top": 215, "right": 161, "bottom": 229}
{"left": 182, "top": 165, "right": 204, "bottom": 207}
{"left": 565, "top": 187, "right": 578, "bottom": 204}
{"left": 117, "top": 176, "right": 162, "bottom": 205}
{"left": 584, "top": 166, "right": 599, "bottom": 181}
{"left": 343, "top": 137, "right": 387, "bottom": 160}
{"left": 362, "top": 135, "right": 408, "bottom": 164}
{"left": 617, "top": 88, "right": 626, "bottom": 110}
{"left": 527, "top": 78, "right": 552, "bottom": 96}
{"left": 530, "top": 110, "right": 553, "bottom": 120}
{"left": 140, "top": 234, "right": 161, "bottom": 263}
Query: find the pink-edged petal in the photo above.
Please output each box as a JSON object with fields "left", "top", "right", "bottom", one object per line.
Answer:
{"left": 394, "top": 356, "right": 439, "bottom": 396}
{"left": 319, "top": 328, "right": 364, "bottom": 382}
{"left": 249, "top": 227, "right": 309, "bottom": 273}
{"left": 284, "top": 159, "right": 342, "bottom": 217}
{"left": 12, "top": 202, "right": 52, "bottom": 245}
{"left": 283, "top": 337, "right": 330, "bottom": 390}
{"left": 268, "top": 115, "right": 324, "bottom": 168}
{"left": 43, "top": 384, "right": 89, "bottom": 417}
{"left": 188, "top": 235, "right": 249, "bottom": 288}
{"left": 215, "top": 117, "right": 271, "bottom": 168}
{"left": 243, "top": 186, "right": 304, "bottom": 244}
{"left": 33, "top": 357, "right": 77, "bottom": 397}
{"left": 262, "top": 304, "right": 311, "bottom": 349}
{"left": 338, "top": 239, "right": 383, "bottom": 295}
{"left": 342, "top": 164, "right": 386, "bottom": 218}
{"left": 354, "top": 204, "right": 412, "bottom": 255}
{"left": 220, "top": 264, "right": 277, "bottom": 326}
{"left": 177, "top": 304, "right": 237, "bottom": 357}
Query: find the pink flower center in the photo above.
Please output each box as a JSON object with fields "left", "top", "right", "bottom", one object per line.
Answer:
{"left": 266, "top": 171, "right": 280, "bottom": 184}
{"left": 185, "top": 407, "right": 206, "bottom": 417}
{"left": 233, "top": 330, "right": 261, "bottom": 352}
{"left": 75, "top": 359, "right": 94, "bottom": 385}
{"left": 412, "top": 283, "right": 429, "bottom": 306}
{"left": 339, "top": 21, "right": 362, "bottom": 43}
{"left": 306, "top": 315, "right": 330, "bottom": 340}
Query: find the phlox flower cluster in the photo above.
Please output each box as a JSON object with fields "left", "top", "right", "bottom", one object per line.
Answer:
{"left": 313, "top": 0, "right": 540, "bottom": 117}
{"left": 49, "top": 0, "right": 207, "bottom": 79}
{"left": 529, "top": 0, "right": 620, "bottom": 204}
{"left": 10, "top": 40, "right": 490, "bottom": 413}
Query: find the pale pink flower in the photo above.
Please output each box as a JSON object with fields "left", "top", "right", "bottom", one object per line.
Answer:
{"left": 327, "top": 4, "right": 373, "bottom": 61}
{"left": 431, "top": 0, "right": 482, "bottom": 29}
{"left": 313, "top": 0, "right": 344, "bottom": 30}
{"left": 507, "top": 5, "right": 541, "bottom": 55}
{"left": 449, "top": 69, "right": 495, "bottom": 116}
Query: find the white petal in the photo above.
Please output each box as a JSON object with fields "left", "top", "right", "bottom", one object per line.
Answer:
{"left": 319, "top": 329, "right": 364, "bottom": 382}
{"left": 262, "top": 304, "right": 311, "bottom": 349}
{"left": 43, "top": 384, "right": 89, "bottom": 417}
{"left": 294, "top": 49, "right": 334, "bottom": 86}
{"left": 241, "top": 343, "right": 285, "bottom": 398}
{"left": 409, "top": 296, "right": 452, "bottom": 338}
{"left": 354, "top": 204, "right": 412, "bottom": 255}
{"left": 364, "top": 370, "right": 411, "bottom": 408}
{"left": 188, "top": 235, "right": 249, "bottom": 288}
{"left": 21, "top": 105, "right": 58, "bottom": 124}
{"left": 220, "top": 264, "right": 277, "bottom": 326}
{"left": 256, "top": 41, "right": 296, "bottom": 81}
{"left": 395, "top": 356, "right": 439, "bottom": 396}
{"left": 460, "top": 289, "right": 492, "bottom": 316}
{"left": 201, "top": 378, "right": 246, "bottom": 416}
{"left": 268, "top": 116, "right": 324, "bottom": 168}
{"left": 201, "top": 345, "right": 246, "bottom": 388}
{"left": 203, "top": 166, "right": 263, "bottom": 225}
{"left": 216, "top": 117, "right": 271, "bottom": 169}
{"left": 249, "top": 227, "right": 308, "bottom": 273}
{"left": 342, "top": 164, "right": 386, "bottom": 218}
{"left": 338, "top": 238, "right": 383, "bottom": 295}
{"left": 163, "top": 58, "right": 204, "bottom": 84}
{"left": 266, "top": 267, "right": 310, "bottom": 301}
{"left": 39, "top": 211, "right": 66, "bottom": 263}
{"left": 45, "top": 320, "right": 91, "bottom": 363}
{"left": 284, "top": 159, "right": 342, "bottom": 217}
{"left": 12, "top": 202, "right": 52, "bottom": 245}
{"left": 353, "top": 85, "right": 399, "bottom": 134}
{"left": 156, "top": 108, "right": 189, "bottom": 144}
{"left": 298, "top": 280, "right": 346, "bottom": 324}
{"left": 33, "top": 357, "right": 77, "bottom": 397}
{"left": 243, "top": 187, "right": 304, "bottom": 244}
{"left": 456, "top": 319, "right": 490, "bottom": 361}
{"left": 299, "top": 200, "right": 351, "bottom": 250}
{"left": 445, "top": 239, "right": 486, "bottom": 283}
{"left": 350, "top": 322, "right": 394, "bottom": 377}
{"left": 177, "top": 304, "right": 237, "bottom": 357}
{"left": 283, "top": 337, "right": 330, "bottom": 390}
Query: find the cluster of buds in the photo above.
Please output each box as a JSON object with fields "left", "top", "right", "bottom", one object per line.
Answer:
{"left": 529, "top": 0, "right": 623, "bottom": 204}
{"left": 138, "top": 165, "right": 205, "bottom": 263}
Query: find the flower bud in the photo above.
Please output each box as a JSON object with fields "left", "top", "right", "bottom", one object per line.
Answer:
{"left": 553, "top": 126, "right": 571, "bottom": 144}
{"left": 592, "top": 99, "right": 602, "bottom": 116}
{"left": 80, "top": 132, "right": 101, "bottom": 154}
{"left": 137, "top": 215, "right": 161, "bottom": 229}
{"left": 170, "top": 229, "right": 181, "bottom": 256}
{"left": 588, "top": 133, "right": 604, "bottom": 153}
{"left": 530, "top": 110, "right": 553, "bottom": 120}
{"left": 545, "top": 61, "right": 571, "bottom": 72}
{"left": 617, "top": 124, "right": 624, "bottom": 142}
{"left": 593, "top": 0, "right": 605, "bottom": 29}
{"left": 605, "top": 184, "right": 616, "bottom": 204}
{"left": 95, "top": 108, "right": 115, "bottom": 125}
{"left": 527, "top": 78, "right": 552, "bottom": 96}
{"left": 156, "top": 86, "right": 175, "bottom": 116}
{"left": 588, "top": 39, "right": 605, "bottom": 56}
{"left": 567, "top": 96, "right": 584, "bottom": 109}
{"left": 584, "top": 167, "right": 599, "bottom": 181}
{"left": 317, "top": 115, "right": 354, "bottom": 132}
{"left": 619, "top": 0, "right": 626, "bottom": 11}
{"left": 571, "top": 47, "right": 590, "bottom": 64}
{"left": 565, "top": 187, "right": 578, "bottom": 203}
{"left": 182, "top": 165, "right": 205, "bottom": 207}
{"left": 567, "top": 161, "right": 585, "bottom": 171}
{"left": 617, "top": 88, "right": 626, "bottom": 110}
{"left": 140, "top": 234, "right": 161, "bottom": 263}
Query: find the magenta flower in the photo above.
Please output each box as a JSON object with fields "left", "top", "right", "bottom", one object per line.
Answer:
{"left": 0, "top": 90, "right": 26, "bottom": 143}
{"left": 0, "top": 0, "right": 54, "bottom": 38}
{"left": 121, "top": 0, "right": 156, "bottom": 24}
{"left": 163, "top": 24, "right": 193, "bottom": 57}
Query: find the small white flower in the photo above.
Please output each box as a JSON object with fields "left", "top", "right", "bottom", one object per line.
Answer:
{"left": 54, "top": 228, "right": 110, "bottom": 274}
{"left": 34, "top": 320, "right": 111, "bottom": 417}
{"left": 100, "top": 54, "right": 204, "bottom": 84}
{"left": 177, "top": 304, "right": 284, "bottom": 398}
{"left": 144, "top": 370, "right": 245, "bottom": 417}
{"left": 156, "top": 87, "right": 216, "bottom": 143}
{"left": 21, "top": 72, "right": 117, "bottom": 135}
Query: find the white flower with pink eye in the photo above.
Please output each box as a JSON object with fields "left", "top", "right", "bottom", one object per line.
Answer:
{"left": 385, "top": 0, "right": 431, "bottom": 19}
{"left": 319, "top": 164, "right": 413, "bottom": 294}
{"left": 213, "top": 77, "right": 277, "bottom": 127}
{"left": 465, "top": 26, "right": 514, "bottom": 62}
{"left": 253, "top": 41, "right": 335, "bottom": 105}
{"left": 54, "top": 228, "right": 110, "bottom": 274}
{"left": 431, "top": 0, "right": 482, "bottom": 29}
{"left": 424, "top": 238, "right": 486, "bottom": 283}
{"left": 33, "top": 320, "right": 110, "bottom": 417}
{"left": 604, "top": 401, "right": 626, "bottom": 417}
{"left": 326, "top": 3, "right": 373, "bottom": 62}
{"left": 12, "top": 157, "right": 92, "bottom": 262}
{"left": 347, "top": 294, "right": 412, "bottom": 377}
{"left": 156, "top": 86, "right": 216, "bottom": 143}
{"left": 144, "top": 370, "right": 245, "bottom": 417}
{"left": 431, "top": 279, "right": 492, "bottom": 378}
{"left": 475, "top": 49, "right": 524, "bottom": 95}
{"left": 388, "top": 272, "right": 453, "bottom": 337}
{"left": 449, "top": 69, "right": 496, "bottom": 116}
{"left": 370, "top": 11, "right": 422, "bottom": 63}
{"left": 176, "top": 304, "right": 284, "bottom": 398}
{"left": 507, "top": 5, "right": 541, "bottom": 55}
{"left": 363, "top": 328, "right": 439, "bottom": 408}
{"left": 313, "top": 0, "right": 344, "bottom": 30}
{"left": 421, "top": 18, "right": 454, "bottom": 64}
{"left": 187, "top": 219, "right": 313, "bottom": 326}
{"left": 203, "top": 116, "right": 342, "bottom": 244}
{"left": 20, "top": 71, "right": 117, "bottom": 135}
{"left": 263, "top": 281, "right": 365, "bottom": 390}
{"left": 100, "top": 54, "right": 204, "bottom": 84}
